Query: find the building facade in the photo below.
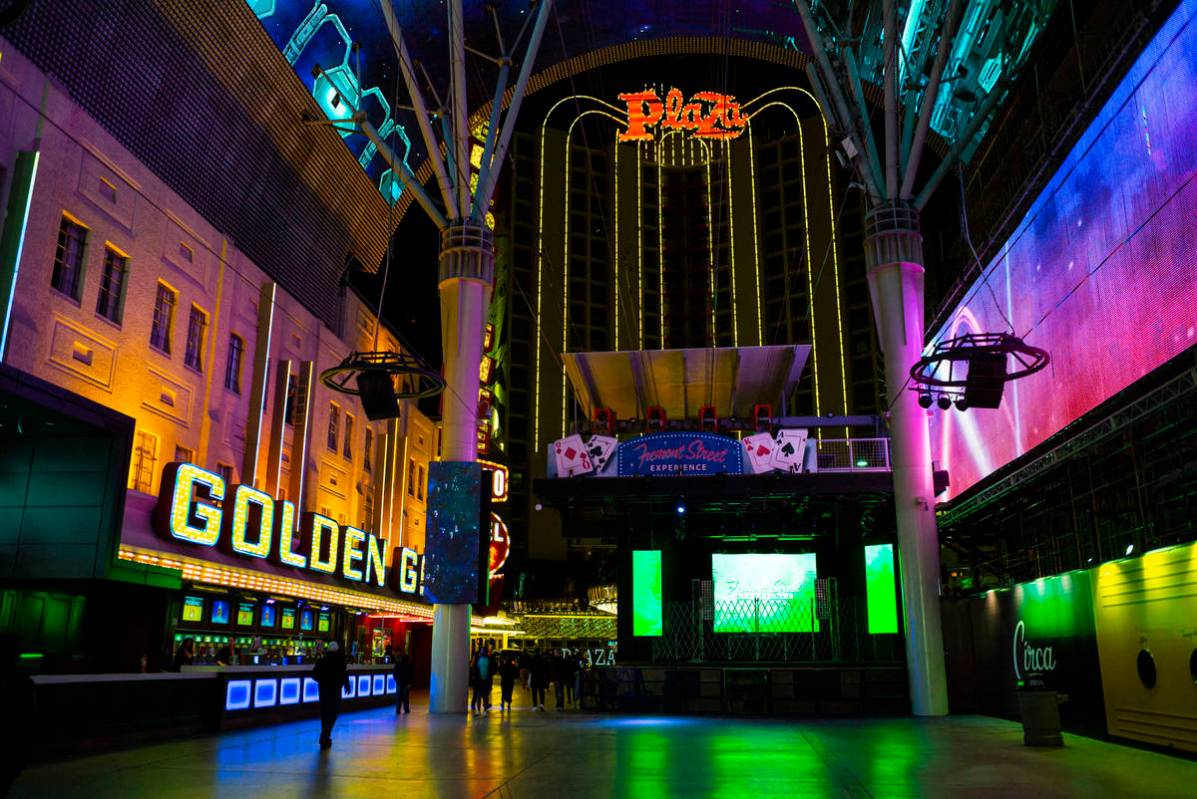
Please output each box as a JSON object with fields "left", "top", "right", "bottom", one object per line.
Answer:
{"left": 0, "top": 40, "right": 436, "bottom": 671}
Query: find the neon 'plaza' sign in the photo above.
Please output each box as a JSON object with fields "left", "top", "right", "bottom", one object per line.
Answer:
{"left": 617, "top": 88, "right": 748, "bottom": 142}
{"left": 155, "top": 463, "right": 423, "bottom": 595}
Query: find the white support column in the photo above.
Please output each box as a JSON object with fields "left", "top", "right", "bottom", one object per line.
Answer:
{"left": 429, "top": 224, "right": 494, "bottom": 714}
{"left": 865, "top": 203, "right": 948, "bottom": 717}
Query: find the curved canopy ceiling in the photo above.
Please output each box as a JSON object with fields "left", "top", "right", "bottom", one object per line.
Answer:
{"left": 245, "top": 0, "right": 1056, "bottom": 208}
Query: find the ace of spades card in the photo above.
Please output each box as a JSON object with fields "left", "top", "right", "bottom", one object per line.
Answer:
{"left": 585, "top": 435, "right": 618, "bottom": 472}
{"left": 742, "top": 431, "right": 776, "bottom": 474}
{"left": 770, "top": 429, "right": 810, "bottom": 473}
{"left": 553, "top": 434, "right": 594, "bottom": 477}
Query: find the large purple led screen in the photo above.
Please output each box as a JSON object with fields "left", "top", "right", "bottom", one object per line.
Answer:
{"left": 930, "top": 0, "right": 1197, "bottom": 501}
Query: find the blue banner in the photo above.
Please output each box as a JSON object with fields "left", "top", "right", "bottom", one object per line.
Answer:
{"left": 616, "top": 433, "right": 743, "bottom": 476}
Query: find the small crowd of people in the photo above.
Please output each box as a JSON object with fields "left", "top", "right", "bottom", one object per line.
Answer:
{"left": 469, "top": 646, "right": 584, "bottom": 714}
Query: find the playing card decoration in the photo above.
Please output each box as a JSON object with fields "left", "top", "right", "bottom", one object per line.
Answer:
{"left": 553, "top": 434, "right": 594, "bottom": 477}
{"left": 770, "top": 429, "right": 810, "bottom": 473}
{"left": 586, "top": 435, "right": 618, "bottom": 472}
{"left": 742, "top": 432, "right": 776, "bottom": 474}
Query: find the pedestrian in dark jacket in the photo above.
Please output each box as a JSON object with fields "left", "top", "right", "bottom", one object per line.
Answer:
{"left": 499, "top": 656, "right": 520, "bottom": 711}
{"left": 394, "top": 654, "right": 413, "bottom": 715}
{"left": 314, "top": 642, "right": 350, "bottom": 749}
{"left": 171, "top": 637, "right": 194, "bottom": 671}
{"left": 552, "top": 649, "right": 570, "bottom": 710}
{"left": 471, "top": 646, "right": 493, "bottom": 714}
{"left": 529, "top": 649, "right": 549, "bottom": 711}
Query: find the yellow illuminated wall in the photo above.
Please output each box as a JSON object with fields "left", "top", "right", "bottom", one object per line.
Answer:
{"left": 1094, "top": 541, "right": 1197, "bottom": 753}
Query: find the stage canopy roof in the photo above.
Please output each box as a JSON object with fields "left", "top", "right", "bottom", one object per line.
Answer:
{"left": 563, "top": 345, "right": 811, "bottom": 422}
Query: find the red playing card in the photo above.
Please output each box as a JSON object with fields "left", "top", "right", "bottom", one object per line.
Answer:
{"left": 565, "top": 447, "right": 577, "bottom": 459}
{"left": 756, "top": 445, "right": 770, "bottom": 457}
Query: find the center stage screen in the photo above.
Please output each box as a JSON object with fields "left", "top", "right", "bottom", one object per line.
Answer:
{"left": 712, "top": 553, "right": 818, "bottom": 633}
{"left": 929, "top": 0, "right": 1197, "bottom": 501}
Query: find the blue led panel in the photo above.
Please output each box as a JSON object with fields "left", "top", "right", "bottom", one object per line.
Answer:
{"left": 372, "top": 674, "right": 386, "bottom": 695}
{"left": 357, "top": 674, "right": 372, "bottom": 697}
{"left": 342, "top": 679, "right": 356, "bottom": 699}
{"left": 253, "top": 679, "right": 278, "bottom": 708}
{"left": 386, "top": 674, "right": 397, "bottom": 694}
{"left": 279, "top": 677, "right": 302, "bottom": 706}
{"left": 225, "top": 680, "right": 252, "bottom": 711}
{"left": 303, "top": 677, "right": 320, "bottom": 703}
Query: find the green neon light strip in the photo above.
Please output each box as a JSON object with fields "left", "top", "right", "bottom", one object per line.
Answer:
{"left": 865, "top": 543, "right": 899, "bottom": 634}
{"left": 632, "top": 550, "right": 663, "bottom": 637}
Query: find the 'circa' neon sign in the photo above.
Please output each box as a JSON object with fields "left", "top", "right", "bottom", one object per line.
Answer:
{"left": 617, "top": 88, "right": 748, "bottom": 142}
{"left": 154, "top": 463, "right": 423, "bottom": 596}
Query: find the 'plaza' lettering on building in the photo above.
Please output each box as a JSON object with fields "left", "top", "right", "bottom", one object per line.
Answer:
{"left": 617, "top": 88, "right": 748, "bottom": 142}
{"left": 154, "top": 463, "right": 422, "bottom": 594}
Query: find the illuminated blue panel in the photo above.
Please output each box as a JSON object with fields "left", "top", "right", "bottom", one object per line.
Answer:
{"left": 254, "top": 679, "right": 278, "bottom": 708}
{"left": 342, "top": 678, "right": 356, "bottom": 700}
{"left": 372, "top": 674, "right": 386, "bottom": 696}
{"left": 386, "top": 674, "right": 397, "bottom": 695}
{"left": 302, "top": 677, "right": 320, "bottom": 703}
{"left": 225, "top": 680, "right": 252, "bottom": 712}
{"left": 357, "top": 674, "right": 372, "bottom": 697}
{"left": 279, "top": 677, "right": 301, "bottom": 706}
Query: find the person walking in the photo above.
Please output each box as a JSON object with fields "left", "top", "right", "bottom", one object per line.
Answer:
{"left": 171, "top": 637, "right": 194, "bottom": 672}
{"left": 552, "top": 649, "right": 569, "bottom": 711}
{"left": 499, "top": 654, "right": 519, "bottom": 712}
{"left": 472, "top": 646, "right": 493, "bottom": 713}
{"left": 570, "top": 651, "right": 583, "bottom": 708}
{"left": 313, "top": 641, "right": 350, "bottom": 750}
{"left": 394, "top": 653, "right": 413, "bottom": 715}
{"left": 529, "top": 648, "right": 549, "bottom": 711}
{"left": 468, "top": 652, "right": 482, "bottom": 714}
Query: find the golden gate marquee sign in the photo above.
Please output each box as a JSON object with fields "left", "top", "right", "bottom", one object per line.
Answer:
{"left": 617, "top": 88, "right": 748, "bottom": 142}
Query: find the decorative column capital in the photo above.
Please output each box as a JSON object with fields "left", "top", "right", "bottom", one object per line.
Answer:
{"left": 864, "top": 202, "right": 923, "bottom": 270}
{"left": 438, "top": 224, "right": 495, "bottom": 285}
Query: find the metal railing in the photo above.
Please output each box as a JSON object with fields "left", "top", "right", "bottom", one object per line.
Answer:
{"left": 813, "top": 437, "right": 891, "bottom": 472}
{"left": 651, "top": 596, "right": 901, "bottom": 665}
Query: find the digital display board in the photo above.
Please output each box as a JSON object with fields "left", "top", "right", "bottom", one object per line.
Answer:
{"left": 211, "top": 600, "right": 230, "bottom": 625}
{"left": 317, "top": 612, "right": 331, "bottom": 634}
{"left": 182, "top": 596, "right": 204, "bottom": 623}
{"left": 422, "top": 462, "right": 483, "bottom": 604}
{"left": 260, "top": 605, "right": 276, "bottom": 628}
{"left": 930, "top": 0, "right": 1197, "bottom": 500}
{"left": 237, "top": 602, "right": 256, "bottom": 626}
{"left": 300, "top": 609, "right": 314, "bottom": 632}
{"left": 712, "top": 553, "right": 818, "bottom": 633}
{"left": 632, "top": 551, "right": 663, "bottom": 637}
{"left": 281, "top": 608, "right": 296, "bottom": 630}
{"left": 864, "top": 544, "right": 899, "bottom": 634}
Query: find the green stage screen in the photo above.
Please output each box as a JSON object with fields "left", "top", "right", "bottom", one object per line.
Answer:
{"left": 632, "top": 550, "right": 663, "bottom": 636}
{"left": 712, "top": 553, "right": 818, "bottom": 633}
{"left": 864, "top": 544, "right": 899, "bottom": 634}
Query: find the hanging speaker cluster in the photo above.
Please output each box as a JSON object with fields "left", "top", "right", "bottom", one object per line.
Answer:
{"left": 909, "top": 333, "right": 1049, "bottom": 412}
{"left": 320, "top": 351, "right": 445, "bottom": 421}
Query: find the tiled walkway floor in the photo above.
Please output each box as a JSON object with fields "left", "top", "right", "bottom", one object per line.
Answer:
{"left": 12, "top": 700, "right": 1197, "bottom": 798}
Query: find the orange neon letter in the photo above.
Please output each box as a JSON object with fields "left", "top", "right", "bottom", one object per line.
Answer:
{"left": 618, "top": 90, "right": 664, "bottom": 142}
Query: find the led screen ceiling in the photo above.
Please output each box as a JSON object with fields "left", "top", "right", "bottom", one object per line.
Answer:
{"left": 712, "top": 553, "right": 818, "bottom": 633}
{"left": 930, "top": 0, "right": 1197, "bottom": 501}
{"left": 244, "top": 0, "right": 805, "bottom": 204}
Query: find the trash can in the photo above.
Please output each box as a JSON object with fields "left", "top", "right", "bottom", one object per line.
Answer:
{"left": 1018, "top": 686, "right": 1066, "bottom": 746}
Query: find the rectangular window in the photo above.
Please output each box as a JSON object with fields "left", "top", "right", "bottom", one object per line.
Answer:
{"left": 224, "top": 334, "right": 244, "bottom": 394}
{"left": 327, "top": 403, "right": 339, "bottom": 451}
{"left": 363, "top": 429, "right": 373, "bottom": 472}
{"left": 362, "top": 491, "right": 374, "bottom": 528}
{"left": 217, "top": 463, "right": 234, "bottom": 486}
{"left": 284, "top": 374, "right": 297, "bottom": 425}
{"left": 174, "top": 445, "right": 193, "bottom": 463}
{"left": 95, "top": 246, "right": 127, "bottom": 324}
{"left": 51, "top": 215, "right": 88, "bottom": 301}
{"left": 130, "top": 430, "right": 158, "bottom": 493}
{"left": 407, "top": 458, "right": 416, "bottom": 496}
{"left": 150, "top": 283, "right": 176, "bottom": 353}
{"left": 184, "top": 305, "right": 207, "bottom": 371}
{"left": 343, "top": 414, "right": 354, "bottom": 460}
{"left": 417, "top": 464, "right": 425, "bottom": 500}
